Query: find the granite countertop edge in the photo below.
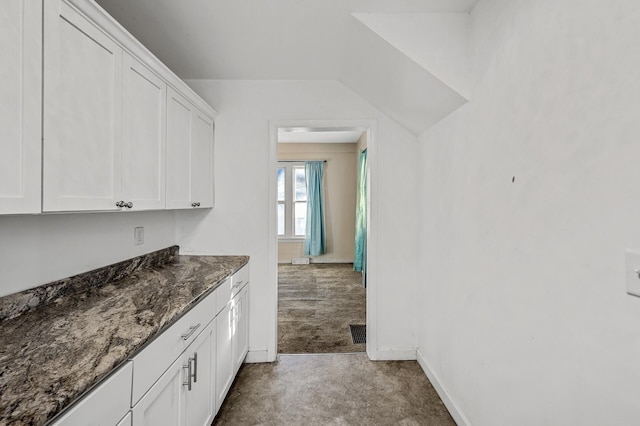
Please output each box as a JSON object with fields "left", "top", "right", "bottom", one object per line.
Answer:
{"left": 0, "top": 247, "right": 249, "bottom": 426}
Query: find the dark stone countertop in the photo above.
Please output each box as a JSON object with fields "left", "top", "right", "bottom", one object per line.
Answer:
{"left": 0, "top": 247, "right": 249, "bottom": 425}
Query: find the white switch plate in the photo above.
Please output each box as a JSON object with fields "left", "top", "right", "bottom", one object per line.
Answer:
{"left": 134, "top": 227, "right": 144, "bottom": 246}
{"left": 625, "top": 249, "right": 640, "bottom": 297}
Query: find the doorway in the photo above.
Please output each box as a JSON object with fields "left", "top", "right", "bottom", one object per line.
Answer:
{"left": 269, "top": 122, "right": 374, "bottom": 356}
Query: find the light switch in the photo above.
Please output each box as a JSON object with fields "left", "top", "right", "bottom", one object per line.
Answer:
{"left": 134, "top": 227, "right": 144, "bottom": 245}
{"left": 625, "top": 249, "right": 640, "bottom": 297}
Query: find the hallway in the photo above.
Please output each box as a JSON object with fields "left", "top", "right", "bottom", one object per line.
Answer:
{"left": 213, "top": 353, "right": 455, "bottom": 425}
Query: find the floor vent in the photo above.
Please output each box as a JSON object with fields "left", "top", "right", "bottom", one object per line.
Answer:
{"left": 291, "top": 257, "right": 310, "bottom": 265}
{"left": 349, "top": 324, "right": 366, "bottom": 344}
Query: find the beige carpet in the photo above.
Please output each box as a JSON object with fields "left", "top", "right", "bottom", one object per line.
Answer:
{"left": 278, "top": 263, "right": 366, "bottom": 354}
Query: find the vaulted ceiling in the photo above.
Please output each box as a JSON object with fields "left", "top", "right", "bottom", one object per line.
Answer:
{"left": 96, "top": 0, "right": 479, "bottom": 135}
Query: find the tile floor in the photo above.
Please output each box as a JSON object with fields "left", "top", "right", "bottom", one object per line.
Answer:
{"left": 278, "top": 264, "right": 366, "bottom": 354}
{"left": 213, "top": 353, "right": 455, "bottom": 426}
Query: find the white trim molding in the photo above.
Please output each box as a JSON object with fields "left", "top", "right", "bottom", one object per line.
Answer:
{"left": 369, "top": 348, "right": 417, "bottom": 361}
{"left": 270, "top": 119, "right": 378, "bottom": 360}
{"left": 245, "top": 350, "right": 271, "bottom": 363}
{"left": 417, "top": 349, "right": 471, "bottom": 426}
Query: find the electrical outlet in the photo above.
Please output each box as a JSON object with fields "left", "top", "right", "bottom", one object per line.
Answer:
{"left": 134, "top": 227, "right": 144, "bottom": 246}
{"left": 625, "top": 249, "right": 640, "bottom": 297}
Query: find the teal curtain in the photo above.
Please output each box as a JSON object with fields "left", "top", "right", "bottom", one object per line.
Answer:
{"left": 354, "top": 149, "right": 367, "bottom": 273}
{"left": 304, "top": 161, "right": 325, "bottom": 256}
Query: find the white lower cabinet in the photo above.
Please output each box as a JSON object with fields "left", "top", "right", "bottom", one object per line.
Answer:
{"left": 132, "top": 319, "right": 215, "bottom": 426}
{"left": 217, "top": 274, "right": 250, "bottom": 410}
{"left": 53, "top": 265, "right": 249, "bottom": 426}
{"left": 215, "top": 303, "right": 234, "bottom": 411}
{"left": 232, "top": 285, "right": 250, "bottom": 375}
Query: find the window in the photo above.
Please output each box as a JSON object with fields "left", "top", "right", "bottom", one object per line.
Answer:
{"left": 278, "top": 163, "right": 306, "bottom": 239}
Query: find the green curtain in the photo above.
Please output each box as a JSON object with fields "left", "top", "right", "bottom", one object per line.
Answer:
{"left": 354, "top": 149, "right": 367, "bottom": 273}
{"left": 304, "top": 161, "right": 325, "bottom": 256}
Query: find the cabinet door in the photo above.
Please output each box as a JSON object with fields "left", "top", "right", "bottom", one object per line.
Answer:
{"left": 166, "top": 88, "right": 193, "bottom": 209}
{"left": 132, "top": 356, "right": 185, "bottom": 426}
{"left": 0, "top": 0, "right": 41, "bottom": 214}
{"left": 215, "top": 303, "right": 234, "bottom": 411}
{"left": 232, "top": 286, "right": 249, "bottom": 374}
{"left": 166, "top": 87, "right": 215, "bottom": 210}
{"left": 184, "top": 320, "right": 216, "bottom": 426}
{"left": 190, "top": 110, "right": 214, "bottom": 209}
{"left": 43, "top": 0, "right": 123, "bottom": 212}
{"left": 122, "top": 52, "right": 166, "bottom": 211}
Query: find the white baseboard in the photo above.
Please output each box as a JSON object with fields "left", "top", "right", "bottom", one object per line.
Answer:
{"left": 416, "top": 349, "right": 470, "bottom": 426}
{"left": 244, "top": 350, "right": 270, "bottom": 363}
{"left": 277, "top": 259, "right": 354, "bottom": 264}
{"left": 368, "top": 348, "right": 416, "bottom": 361}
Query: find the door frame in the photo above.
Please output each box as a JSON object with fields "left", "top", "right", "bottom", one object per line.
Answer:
{"left": 267, "top": 119, "right": 379, "bottom": 360}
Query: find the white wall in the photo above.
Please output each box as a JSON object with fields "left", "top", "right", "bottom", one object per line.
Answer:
{"left": 176, "top": 80, "right": 418, "bottom": 361}
{"left": 417, "top": 0, "right": 640, "bottom": 424}
{"left": 0, "top": 211, "right": 175, "bottom": 297}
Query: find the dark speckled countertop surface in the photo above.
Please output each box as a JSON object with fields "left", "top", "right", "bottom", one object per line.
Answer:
{"left": 0, "top": 246, "right": 248, "bottom": 426}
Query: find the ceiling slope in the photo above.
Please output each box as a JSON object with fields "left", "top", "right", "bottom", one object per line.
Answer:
{"left": 95, "top": 0, "right": 477, "bottom": 135}
{"left": 352, "top": 13, "right": 470, "bottom": 99}
{"left": 341, "top": 15, "right": 468, "bottom": 136}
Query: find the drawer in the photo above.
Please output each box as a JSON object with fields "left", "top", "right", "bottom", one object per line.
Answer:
{"left": 52, "top": 362, "right": 132, "bottom": 426}
{"left": 214, "top": 277, "right": 231, "bottom": 315}
{"left": 231, "top": 264, "right": 249, "bottom": 297}
{"left": 131, "top": 289, "right": 217, "bottom": 405}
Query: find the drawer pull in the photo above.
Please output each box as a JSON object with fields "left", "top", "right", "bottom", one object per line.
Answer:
{"left": 181, "top": 323, "right": 201, "bottom": 340}
{"left": 233, "top": 280, "right": 243, "bottom": 289}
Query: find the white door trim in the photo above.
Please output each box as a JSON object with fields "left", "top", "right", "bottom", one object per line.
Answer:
{"left": 268, "top": 119, "right": 378, "bottom": 361}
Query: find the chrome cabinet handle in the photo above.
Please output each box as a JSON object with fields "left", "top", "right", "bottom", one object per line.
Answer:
{"left": 191, "top": 202, "right": 201, "bottom": 207}
{"left": 183, "top": 352, "right": 197, "bottom": 390}
{"left": 192, "top": 352, "right": 198, "bottom": 383}
{"left": 116, "top": 201, "right": 134, "bottom": 208}
{"left": 183, "top": 358, "right": 192, "bottom": 391}
{"left": 181, "top": 323, "right": 201, "bottom": 340}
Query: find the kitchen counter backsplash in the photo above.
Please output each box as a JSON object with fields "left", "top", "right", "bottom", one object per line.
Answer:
{"left": 0, "top": 247, "right": 249, "bottom": 425}
{"left": 0, "top": 246, "right": 179, "bottom": 322}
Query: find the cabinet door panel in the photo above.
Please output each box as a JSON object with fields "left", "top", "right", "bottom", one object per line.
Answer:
{"left": 232, "top": 286, "right": 249, "bottom": 374}
{"left": 132, "top": 356, "right": 184, "bottom": 426}
{"left": 43, "top": 0, "right": 122, "bottom": 211}
{"left": 0, "top": 0, "right": 41, "bottom": 214}
{"left": 166, "top": 88, "right": 193, "bottom": 209}
{"left": 190, "top": 111, "right": 214, "bottom": 208}
{"left": 184, "top": 320, "right": 215, "bottom": 426}
{"left": 122, "top": 53, "right": 166, "bottom": 210}
{"left": 215, "top": 303, "right": 234, "bottom": 411}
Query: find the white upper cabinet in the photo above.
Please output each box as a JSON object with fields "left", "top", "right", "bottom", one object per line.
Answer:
{"left": 0, "top": 0, "right": 42, "bottom": 215}
{"left": 191, "top": 110, "right": 215, "bottom": 209}
{"left": 166, "top": 88, "right": 215, "bottom": 209}
{"left": 122, "top": 53, "right": 167, "bottom": 211}
{"left": 3, "top": 0, "right": 216, "bottom": 214}
{"left": 43, "top": 0, "right": 123, "bottom": 212}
